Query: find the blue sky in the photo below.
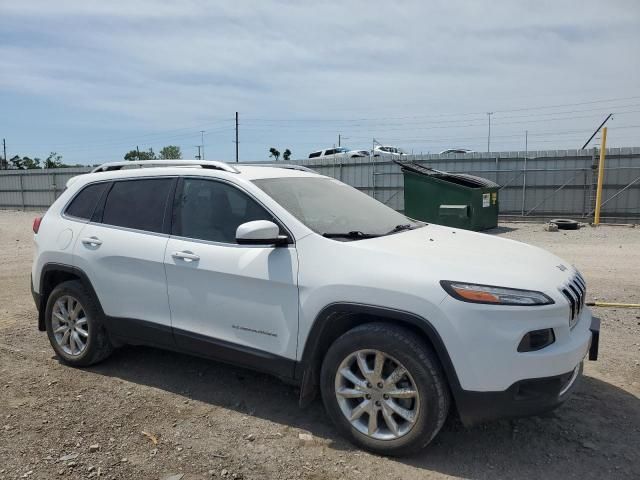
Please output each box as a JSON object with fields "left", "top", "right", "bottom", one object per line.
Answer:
{"left": 1, "top": 0, "right": 639, "bottom": 165}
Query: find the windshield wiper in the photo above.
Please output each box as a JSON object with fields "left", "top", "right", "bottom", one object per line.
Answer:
{"left": 383, "top": 224, "right": 416, "bottom": 235}
{"left": 322, "top": 231, "right": 380, "bottom": 240}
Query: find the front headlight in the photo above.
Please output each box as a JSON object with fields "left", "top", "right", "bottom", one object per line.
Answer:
{"left": 440, "top": 281, "right": 554, "bottom": 306}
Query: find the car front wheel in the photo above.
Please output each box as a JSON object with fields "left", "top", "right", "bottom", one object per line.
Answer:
{"left": 320, "top": 323, "right": 450, "bottom": 455}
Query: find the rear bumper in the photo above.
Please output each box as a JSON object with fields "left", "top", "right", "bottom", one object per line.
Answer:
{"left": 31, "top": 274, "right": 41, "bottom": 310}
{"left": 31, "top": 275, "right": 45, "bottom": 331}
{"left": 456, "top": 317, "right": 600, "bottom": 426}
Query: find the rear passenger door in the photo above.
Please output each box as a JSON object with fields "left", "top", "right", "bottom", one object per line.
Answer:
{"left": 164, "top": 177, "right": 299, "bottom": 369}
{"left": 73, "top": 177, "right": 176, "bottom": 346}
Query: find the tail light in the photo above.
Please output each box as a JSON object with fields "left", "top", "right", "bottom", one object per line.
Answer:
{"left": 33, "top": 216, "right": 43, "bottom": 234}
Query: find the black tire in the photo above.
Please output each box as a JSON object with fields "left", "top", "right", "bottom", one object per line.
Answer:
{"left": 320, "top": 323, "right": 450, "bottom": 456}
{"left": 45, "top": 280, "right": 113, "bottom": 367}
{"left": 550, "top": 218, "right": 580, "bottom": 230}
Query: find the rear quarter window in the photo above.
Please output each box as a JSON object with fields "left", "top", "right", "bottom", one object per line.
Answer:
{"left": 64, "top": 182, "right": 110, "bottom": 220}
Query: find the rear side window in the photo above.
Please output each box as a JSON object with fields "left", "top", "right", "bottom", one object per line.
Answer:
{"left": 308, "top": 151, "right": 321, "bottom": 158}
{"left": 101, "top": 178, "right": 173, "bottom": 233}
{"left": 64, "top": 183, "right": 109, "bottom": 220}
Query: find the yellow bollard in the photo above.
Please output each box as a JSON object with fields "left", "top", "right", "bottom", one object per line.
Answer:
{"left": 586, "top": 301, "right": 640, "bottom": 308}
{"left": 594, "top": 127, "right": 608, "bottom": 225}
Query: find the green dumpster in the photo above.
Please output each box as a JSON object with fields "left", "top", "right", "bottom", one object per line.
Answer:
{"left": 396, "top": 161, "right": 499, "bottom": 231}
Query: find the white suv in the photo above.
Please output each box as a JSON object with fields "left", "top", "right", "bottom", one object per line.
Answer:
{"left": 308, "top": 147, "right": 369, "bottom": 159}
{"left": 31, "top": 160, "right": 599, "bottom": 455}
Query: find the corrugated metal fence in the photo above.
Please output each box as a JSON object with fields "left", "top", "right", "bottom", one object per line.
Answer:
{"left": 290, "top": 147, "right": 640, "bottom": 222}
{"left": 0, "top": 167, "right": 91, "bottom": 210}
{"left": 1, "top": 148, "right": 639, "bottom": 222}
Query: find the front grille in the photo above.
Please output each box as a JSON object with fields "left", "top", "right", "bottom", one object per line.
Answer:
{"left": 560, "top": 272, "right": 586, "bottom": 329}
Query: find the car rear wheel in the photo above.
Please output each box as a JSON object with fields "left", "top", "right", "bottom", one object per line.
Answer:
{"left": 45, "top": 280, "right": 113, "bottom": 367}
{"left": 320, "top": 323, "right": 450, "bottom": 456}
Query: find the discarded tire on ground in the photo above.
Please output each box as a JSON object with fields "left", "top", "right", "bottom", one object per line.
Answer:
{"left": 550, "top": 219, "right": 580, "bottom": 230}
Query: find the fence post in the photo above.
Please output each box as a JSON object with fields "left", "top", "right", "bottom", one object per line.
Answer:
{"left": 372, "top": 158, "right": 376, "bottom": 200}
{"left": 51, "top": 172, "right": 57, "bottom": 204}
{"left": 582, "top": 168, "right": 588, "bottom": 217}
{"left": 18, "top": 174, "right": 25, "bottom": 210}
{"left": 587, "top": 148, "right": 598, "bottom": 221}
{"left": 521, "top": 154, "right": 528, "bottom": 216}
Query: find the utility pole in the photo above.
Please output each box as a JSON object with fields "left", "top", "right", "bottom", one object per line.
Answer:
{"left": 2, "top": 138, "right": 6, "bottom": 170}
{"left": 338, "top": 134, "right": 341, "bottom": 147}
{"left": 136, "top": 145, "right": 140, "bottom": 161}
{"left": 200, "top": 130, "right": 205, "bottom": 160}
{"left": 195, "top": 145, "right": 202, "bottom": 160}
{"left": 235, "top": 112, "right": 239, "bottom": 163}
{"left": 486, "top": 112, "right": 493, "bottom": 153}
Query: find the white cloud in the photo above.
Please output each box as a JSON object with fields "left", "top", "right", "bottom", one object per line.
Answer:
{"left": 1, "top": 0, "right": 639, "bottom": 160}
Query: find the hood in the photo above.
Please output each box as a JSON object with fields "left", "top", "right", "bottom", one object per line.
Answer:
{"left": 349, "top": 224, "right": 576, "bottom": 293}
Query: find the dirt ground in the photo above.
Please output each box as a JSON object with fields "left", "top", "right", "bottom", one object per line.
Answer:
{"left": 0, "top": 210, "right": 638, "bottom": 480}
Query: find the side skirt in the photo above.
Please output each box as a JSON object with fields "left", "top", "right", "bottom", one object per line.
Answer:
{"left": 106, "top": 316, "right": 297, "bottom": 382}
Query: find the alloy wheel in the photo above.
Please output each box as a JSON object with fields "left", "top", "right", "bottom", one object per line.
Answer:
{"left": 51, "top": 295, "right": 89, "bottom": 356}
{"left": 334, "top": 349, "right": 420, "bottom": 440}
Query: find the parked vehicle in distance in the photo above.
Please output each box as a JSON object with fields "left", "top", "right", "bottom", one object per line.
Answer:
{"left": 31, "top": 160, "right": 599, "bottom": 456}
{"left": 373, "top": 145, "right": 408, "bottom": 157}
{"left": 308, "top": 147, "right": 369, "bottom": 159}
{"left": 439, "top": 148, "right": 474, "bottom": 155}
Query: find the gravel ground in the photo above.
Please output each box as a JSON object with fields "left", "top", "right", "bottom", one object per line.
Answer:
{"left": 0, "top": 210, "right": 638, "bottom": 480}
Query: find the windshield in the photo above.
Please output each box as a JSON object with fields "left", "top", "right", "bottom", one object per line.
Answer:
{"left": 253, "top": 177, "right": 419, "bottom": 237}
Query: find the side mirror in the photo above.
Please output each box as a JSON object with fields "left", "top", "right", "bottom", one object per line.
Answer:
{"left": 236, "top": 220, "right": 289, "bottom": 246}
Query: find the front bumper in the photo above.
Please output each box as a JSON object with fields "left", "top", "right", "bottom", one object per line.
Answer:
{"left": 455, "top": 317, "right": 600, "bottom": 426}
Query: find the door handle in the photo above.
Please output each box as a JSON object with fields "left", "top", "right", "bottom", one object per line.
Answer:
{"left": 172, "top": 251, "right": 200, "bottom": 262}
{"left": 81, "top": 236, "right": 102, "bottom": 247}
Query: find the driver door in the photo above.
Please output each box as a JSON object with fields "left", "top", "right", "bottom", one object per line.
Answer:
{"left": 164, "top": 177, "right": 299, "bottom": 374}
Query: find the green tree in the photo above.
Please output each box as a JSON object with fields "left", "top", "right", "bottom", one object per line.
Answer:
{"left": 10, "top": 155, "right": 40, "bottom": 169}
{"left": 9, "top": 155, "right": 24, "bottom": 169}
{"left": 23, "top": 157, "right": 41, "bottom": 169}
{"left": 44, "top": 152, "right": 65, "bottom": 168}
{"left": 159, "top": 145, "right": 182, "bottom": 160}
{"left": 124, "top": 148, "right": 156, "bottom": 161}
{"left": 269, "top": 147, "right": 280, "bottom": 162}
{"left": 283, "top": 149, "right": 292, "bottom": 161}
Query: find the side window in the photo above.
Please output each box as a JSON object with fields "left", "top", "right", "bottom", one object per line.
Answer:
{"left": 64, "top": 182, "right": 109, "bottom": 220}
{"left": 324, "top": 149, "right": 335, "bottom": 156}
{"left": 308, "top": 151, "right": 321, "bottom": 158}
{"left": 174, "top": 178, "right": 277, "bottom": 244}
{"left": 101, "top": 178, "right": 173, "bottom": 233}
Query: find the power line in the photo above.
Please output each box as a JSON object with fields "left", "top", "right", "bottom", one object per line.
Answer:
{"left": 9, "top": 121, "right": 234, "bottom": 150}
{"left": 241, "top": 94, "right": 640, "bottom": 123}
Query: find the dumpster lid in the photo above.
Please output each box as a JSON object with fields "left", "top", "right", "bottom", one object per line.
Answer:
{"left": 394, "top": 160, "right": 499, "bottom": 188}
